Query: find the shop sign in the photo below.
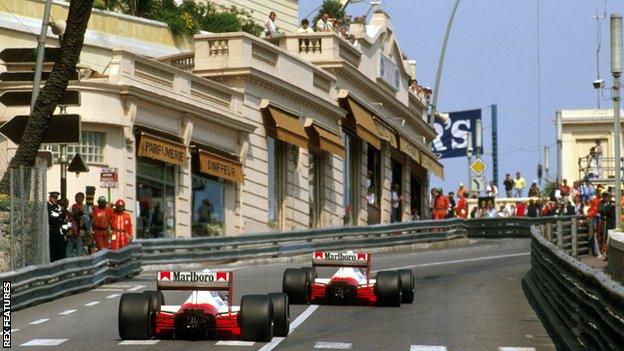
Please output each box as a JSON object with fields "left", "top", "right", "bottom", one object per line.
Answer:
{"left": 138, "top": 134, "right": 186, "bottom": 166}
{"left": 100, "top": 167, "right": 118, "bottom": 188}
{"left": 399, "top": 137, "right": 419, "bottom": 163}
{"left": 374, "top": 120, "right": 397, "bottom": 148}
{"left": 199, "top": 151, "right": 243, "bottom": 183}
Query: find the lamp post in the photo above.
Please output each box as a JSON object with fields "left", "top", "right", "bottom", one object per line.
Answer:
{"left": 555, "top": 110, "right": 562, "bottom": 186}
{"left": 611, "top": 13, "right": 623, "bottom": 229}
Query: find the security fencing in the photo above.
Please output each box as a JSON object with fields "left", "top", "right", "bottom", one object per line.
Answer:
{"left": 524, "top": 224, "right": 624, "bottom": 351}
{"left": 0, "top": 244, "right": 142, "bottom": 310}
{"left": 7, "top": 164, "right": 49, "bottom": 270}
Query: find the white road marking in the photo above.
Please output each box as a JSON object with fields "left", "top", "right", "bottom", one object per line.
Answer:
{"left": 118, "top": 340, "right": 160, "bottom": 345}
{"left": 373, "top": 252, "right": 531, "bottom": 273}
{"left": 93, "top": 288, "right": 124, "bottom": 292}
{"left": 257, "top": 305, "right": 319, "bottom": 351}
{"left": 215, "top": 340, "right": 256, "bottom": 346}
{"left": 59, "top": 309, "right": 76, "bottom": 315}
{"left": 29, "top": 318, "right": 49, "bottom": 325}
{"left": 21, "top": 339, "right": 68, "bottom": 346}
{"left": 84, "top": 301, "right": 100, "bottom": 307}
{"left": 314, "top": 342, "right": 352, "bottom": 349}
{"left": 128, "top": 285, "right": 145, "bottom": 292}
{"left": 499, "top": 348, "right": 536, "bottom": 351}
{"left": 10, "top": 329, "right": 19, "bottom": 333}
{"left": 410, "top": 346, "right": 447, "bottom": 351}
{"left": 107, "top": 294, "right": 121, "bottom": 299}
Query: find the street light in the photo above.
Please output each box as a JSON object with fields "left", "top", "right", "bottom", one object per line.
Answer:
{"left": 611, "top": 13, "right": 622, "bottom": 229}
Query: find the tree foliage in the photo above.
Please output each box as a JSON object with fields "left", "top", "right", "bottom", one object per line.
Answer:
{"left": 93, "top": 0, "right": 262, "bottom": 36}
{"left": 312, "top": 0, "right": 346, "bottom": 28}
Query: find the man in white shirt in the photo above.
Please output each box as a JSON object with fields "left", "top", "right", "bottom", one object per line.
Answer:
{"left": 316, "top": 13, "right": 332, "bottom": 32}
{"left": 486, "top": 181, "right": 498, "bottom": 197}
{"left": 297, "top": 19, "right": 314, "bottom": 33}
{"left": 264, "top": 11, "right": 278, "bottom": 37}
{"left": 391, "top": 183, "right": 403, "bottom": 222}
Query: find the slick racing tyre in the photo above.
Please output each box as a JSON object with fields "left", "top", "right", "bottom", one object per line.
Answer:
{"left": 268, "top": 292, "right": 290, "bottom": 337}
{"left": 240, "top": 294, "right": 274, "bottom": 342}
{"left": 300, "top": 267, "right": 317, "bottom": 284}
{"left": 283, "top": 268, "right": 310, "bottom": 304}
{"left": 118, "top": 293, "right": 153, "bottom": 340}
{"left": 398, "top": 269, "right": 415, "bottom": 304}
{"left": 375, "top": 271, "right": 402, "bottom": 307}
{"left": 142, "top": 290, "right": 165, "bottom": 311}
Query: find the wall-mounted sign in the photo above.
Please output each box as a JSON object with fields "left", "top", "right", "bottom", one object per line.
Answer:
{"left": 138, "top": 133, "right": 186, "bottom": 166}
{"left": 379, "top": 54, "right": 400, "bottom": 90}
{"left": 100, "top": 167, "right": 118, "bottom": 188}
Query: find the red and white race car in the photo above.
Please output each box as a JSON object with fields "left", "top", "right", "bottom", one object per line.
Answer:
{"left": 118, "top": 270, "right": 289, "bottom": 341}
{"left": 282, "top": 251, "right": 414, "bottom": 306}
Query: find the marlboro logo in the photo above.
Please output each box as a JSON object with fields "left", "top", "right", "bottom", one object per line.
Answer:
{"left": 312, "top": 252, "right": 368, "bottom": 261}
{"left": 157, "top": 271, "right": 229, "bottom": 282}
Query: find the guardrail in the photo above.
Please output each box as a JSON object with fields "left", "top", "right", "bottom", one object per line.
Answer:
{"left": 0, "top": 245, "right": 142, "bottom": 310}
{"left": 136, "top": 219, "right": 467, "bottom": 265}
{"left": 524, "top": 224, "right": 624, "bottom": 350}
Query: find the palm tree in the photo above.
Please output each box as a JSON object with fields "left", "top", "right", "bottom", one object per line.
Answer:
{"left": 0, "top": 0, "right": 95, "bottom": 194}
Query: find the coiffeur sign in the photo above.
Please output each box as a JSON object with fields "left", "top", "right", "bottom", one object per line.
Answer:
{"left": 199, "top": 150, "right": 243, "bottom": 183}
{"left": 138, "top": 133, "right": 186, "bottom": 166}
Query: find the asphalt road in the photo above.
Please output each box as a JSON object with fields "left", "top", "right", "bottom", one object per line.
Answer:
{"left": 10, "top": 238, "right": 556, "bottom": 351}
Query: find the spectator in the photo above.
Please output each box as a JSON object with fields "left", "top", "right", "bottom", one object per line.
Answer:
{"left": 457, "top": 183, "right": 466, "bottom": 199}
{"left": 514, "top": 172, "right": 526, "bottom": 197}
{"left": 93, "top": 196, "right": 112, "bottom": 251}
{"left": 264, "top": 11, "right": 279, "bottom": 37}
{"left": 110, "top": 199, "right": 132, "bottom": 250}
{"left": 428, "top": 188, "right": 437, "bottom": 219}
{"left": 391, "top": 183, "right": 403, "bottom": 222}
{"left": 366, "top": 185, "right": 376, "bottom": 205}
{"left": 572, "top": 181, "right": 581, "bottom": 200}
{"left": 408, "top": 79, "right": 418, "bottom": 94}
{"left": 316, "top": 12, "right": 332, "bottom": 32}
{"left": 67, "top": 192, "right": 91, "bottom": 257}
{"left": 574, "top": 197, "right": 584, "bottom": 215}
{"left": 447, "top": 191, "right": 456, "bottom": 218}
{"left": 469, "top": 206, "right": 479, "bottom": 219}
{"left": 515, "top": 201, "right": 527, "bottom": 217}
{"left": 591, "top": 139, "right": 603, "bottom": 178}
{"left": 559, "top": 179, "right": 571, "bottom": 201}
{"left": 48, "top": 191, "right": 66, "bottom": 262}
{"left": 564, "top": 200, "right": 576, "bottom": 216}
{"left": 433, "top": 188, "right": 449, "bottom": 220}
{"left": 503, "top": 173, "right": 515, "bottom": 197}
{"left": 484, "top": 201, "right": 498, "bottom": 218}
{"left": 508, "top": 204, "right": 516, "bottom": 217}
{"left": 365, "top": 169, "right": 373, "bottom": 190}
{"left": 455, "top": 192, "right": 468, "bottom": 219}
{"left": 411, "top": 208, "right": 421, "bottom": 221}
{"left": 579, "top": 179, "right": 595, "bottom": 202}
{"left": 528, "top": 180, "right": 540, "bottom": 197}
{"left": 297, "top": 19, "right": 314, "bottom": 33}
{"left": 486, "top": 181, "right": 498, "bottom": 197}
{"left": 526, "top": 199, "right": 540, "bottom": 217}
{"left": 497, "top": 204, "right": 508, "bottom": 217}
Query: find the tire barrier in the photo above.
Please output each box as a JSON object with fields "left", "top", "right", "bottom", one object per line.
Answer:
{"left": 524, "top": 225, "right": 624, "bottom": 351}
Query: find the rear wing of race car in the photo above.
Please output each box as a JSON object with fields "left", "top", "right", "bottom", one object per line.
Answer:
{"left": 157, "top": 271, "right": 234, "bottom": 311}
{"left": 312, "top": 251, "right": 371, "bottom": 281}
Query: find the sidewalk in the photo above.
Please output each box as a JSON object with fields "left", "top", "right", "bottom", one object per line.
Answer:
{"left": 581, "top": 255, "right": 608, "bottom": 272}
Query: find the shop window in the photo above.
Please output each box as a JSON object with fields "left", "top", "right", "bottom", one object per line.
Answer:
{"left": 309, "top": 152, "right": 325, "bottom": 227}
{"left": 390, "top": 158, "right": 403, "bottom": 222}
{"left": 343, "top": 133, "right": 361, "bottom": 225}
{"left": 366, "top": 144, "right": 382, "bottom": 206}
{"left": 45, "top": 131, "right": 105, "bottom": 164}
{"left": 268, "top": 136, "right": 286, "bottom": 228}
{"left": 136, "top": 158, "right": 176, "bottom": 238}
{"left": 192, "top": 175, "right": 225, "bottom": 236}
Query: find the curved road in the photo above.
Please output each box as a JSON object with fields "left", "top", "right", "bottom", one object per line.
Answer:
{"left": 11, "top": 239, "right": 556, "bottom": 351}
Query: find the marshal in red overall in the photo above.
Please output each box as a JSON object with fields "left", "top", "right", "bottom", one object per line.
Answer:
{"left": 282, "top": 251, "right": 415, "bottom": 306}
{"left": 117, "top": 270, "right": 290, "bottom": 341}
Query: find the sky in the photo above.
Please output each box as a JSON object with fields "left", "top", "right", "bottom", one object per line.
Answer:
{"left": 299, "top": 0, "right": 624, "bottom": 193}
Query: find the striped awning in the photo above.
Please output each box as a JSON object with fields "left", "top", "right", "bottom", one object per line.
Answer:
{"left": 138, "top": 132, "right": 187, "bottom": 166}
{"left": 305, "top": 123, "right": 345, "bottom": 158}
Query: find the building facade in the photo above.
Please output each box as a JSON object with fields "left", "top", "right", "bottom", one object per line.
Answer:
{"left": 206, "top": 0, "right": 299, "bottom": 34}
{"left": 0, "top": 5, "right": 443, "bottom": 237}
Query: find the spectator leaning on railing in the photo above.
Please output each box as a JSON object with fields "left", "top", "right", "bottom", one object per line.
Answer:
{"left": 298, "top": 19, "right": 314, "bottom": 33}
{"left": 264, "top": 11, "right": 279, "bottom": 37}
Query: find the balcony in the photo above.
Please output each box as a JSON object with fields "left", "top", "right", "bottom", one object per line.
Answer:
{"left": 578, "top": 156, "right": 624, "bottom": 183}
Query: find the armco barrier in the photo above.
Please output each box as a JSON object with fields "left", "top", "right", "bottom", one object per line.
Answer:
{"left": 524, "top": 225, "right": 624, "bottom": 351}
{"left": 0, "top": 244, "right": 142, "bottom": 310}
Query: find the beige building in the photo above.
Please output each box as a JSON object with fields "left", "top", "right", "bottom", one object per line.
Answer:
{"left": 560, "top": 108, "right": 620, "bottom": 184}
{"left": 0, "top": 4, "right": 443, "bottom": 237}
{"left": 207, "top": 0, "right": 299, "bottom": 34}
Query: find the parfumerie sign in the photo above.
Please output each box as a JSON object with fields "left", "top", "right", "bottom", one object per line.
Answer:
{"left": 199, "top": 150, "right": 243, "bottom": 183}
{"left": 138, "top": 133, "right": 186, "bottom": 166}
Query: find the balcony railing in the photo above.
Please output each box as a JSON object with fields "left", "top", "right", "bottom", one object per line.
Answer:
{"left": 578, "top": 156, "right": 624, "bottom": 182}
{"left": 265, "top": 32, "right": 362, "bottom": 68}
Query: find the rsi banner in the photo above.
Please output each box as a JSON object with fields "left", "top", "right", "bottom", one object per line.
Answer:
{"left": 432, "top": 109, "right": 482, "bottom": 159}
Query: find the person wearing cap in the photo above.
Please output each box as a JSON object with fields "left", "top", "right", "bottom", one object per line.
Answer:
{"left": 457, "top": 183, "right": 466, "bottom": 199}
{"left": 528, "top": 181, "right": 541, "bottom": 197}
{"left": 433, "top": 188, "right": 449, "bottom": 220}
{"left": 92, "top": 196, "right": 112, "bottom": 251}
{"left": 110, "top": 199, "right": 132, "bottom": 250}
{"left": 47, "top": 191, "right": 66, "bottom": 262}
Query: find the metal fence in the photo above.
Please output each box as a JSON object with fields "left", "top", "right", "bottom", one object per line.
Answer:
{"left": 524, "top": 225, "right": 624, "bottom": 350}
{"left": 8, "top": 164, "right": 49, "bottom": 269}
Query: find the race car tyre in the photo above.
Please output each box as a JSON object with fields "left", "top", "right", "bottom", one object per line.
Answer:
{"left": 118, "top": 293, "right": 153, "bottom": 340}
{"left": 398, "top": 269, "right": 415, "bottom": 304}
{"left": 283, "top": 268, "right": 310, "bottom": 304}
{"left": 142, "top": 290, "right": 165, "bottom": 311}
{"left": 300, "top": 267, "right": 317, "bottom": 284}
{"left": 268, "top": 292, "right": 290, "bottom": 337}
{"left": 375, "top": 271, "right": 402, "bottom": 307}
{"left": 240, "top": 294, "right": 274, "bottom": 342}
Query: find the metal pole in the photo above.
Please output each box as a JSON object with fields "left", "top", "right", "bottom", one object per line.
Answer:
{"left": 491, "top": 104, "right": 498, "bottom": 187}
{"left": 611, "top": 14, "right": 622, "bottom": 229}
{"left": 429, "top": 0, "right": 461, "bottom": 127}
{"left": 467, "top": 131, "right": 473, "bottom": 196}
{"left": 60, "top": 145, "right": 67, "bottom": 202}
{"left": 555, "top": 111, "right": 562, "bottom": 185}
{"left": 31, "top": 0, "right": 53, "bottom": 112}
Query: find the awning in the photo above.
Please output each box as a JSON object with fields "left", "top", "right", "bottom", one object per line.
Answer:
{"left": 305, "top": 123, "right": 345, "bottom": 158}
{"left": 198, "top": 150, "right": 243, "bottom": 183}
{"left": 419, "top": 148, "right": 444, "bottom": 180}
{"left": 399, "top": 136, "right": 420, "bottom": 164}
{"left": 138, "top": 132, "right": 187, "bottom": 166}
{"left": 261, "top": 105, "right": 308, "bottom": 149}
{"left": 341, "top": 97, "right": 382, "bottom": 150}
{"left": 374, "top": 119, "right": 398, "bottom": 148}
